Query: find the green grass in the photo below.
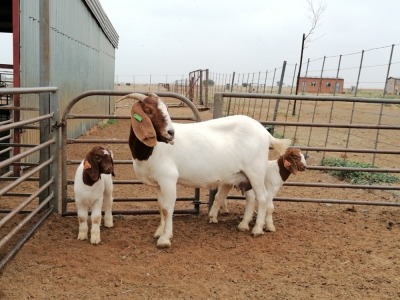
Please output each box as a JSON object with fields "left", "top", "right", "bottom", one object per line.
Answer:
{"left": 98, "top": 119, "right": 118, "bottom": 129}
{"left": 321, "top": 157, "right": 399, "bottom": 184}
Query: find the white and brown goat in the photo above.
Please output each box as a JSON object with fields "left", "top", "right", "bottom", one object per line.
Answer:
{"left": 119, "top": 92, "right": 292, "bottom": 248}
{"left": 208, "top": 148, "right": 307, "bottom": 231}
{"left": 74, "top": 146, "right": 115, "bottom": 244}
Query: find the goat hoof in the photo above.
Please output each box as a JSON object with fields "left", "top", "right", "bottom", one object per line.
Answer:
{"left": 251, "top": 226, "right": 265, "bottom": 237}
{"left": 77, "top": 232, "right": 88, "bottom": 240}
{"left": 237, "top": 222, "right": 250, "bottom": 232}
{"left": 252, "top": 232, "right": 264, "bottom": 237}
{"left": 104, "top": 217, "right": 113, "bottom": 228}
{"left": 90, "top": 236, "right": 101, "bottom": 245}
{"left": 265, "top": 224, "right": 276, "bottom": 232}
{"left": 208, "top": 217, "right": 218, "bottom": 224}
{"left": 156, "top": 237, "right": 171, "bottom": 248}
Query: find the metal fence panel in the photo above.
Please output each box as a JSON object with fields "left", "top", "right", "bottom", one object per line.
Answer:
{"left": 0, "top": 87, "right": 59, "bottom": 270}
{"left": 212, "top": 92, "right": 400, "bottom": 207}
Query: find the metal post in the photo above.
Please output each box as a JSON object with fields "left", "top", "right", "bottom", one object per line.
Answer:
{"left": 290, "top": 64, "right": 297, "bottom": 95}
{"left": 277, "top": 61, "right": 286, "bottom": 95}
{"left": 39, "top": 0, "right": 50, "bottom": 204}
{"left": 12, "top": 0, "right": 21, "bottom": 176}
{"left": 213, "top": 93, "right": 224, "bottom": 119}
{"left": 50, "top": 91, "right": 60, "bottom": 212}
{"left": 263, "top": 70, "right": 268, "bottom": 93}
{"left": 270, "top": 68, "right": 276, "bottom": 94}
{"left": 304, "top": 58, "right": 310, "bottom": 77}
{"left": 226, "top": 72, "right": 235, "bottom": 116}
{"left": 272, "top": 61, "right": 287, "bottom": 134}
{"left": 199, "top": 70, "right": 203, "bottom": 106}
{"left": 205, "top": 69, "right": 209, "bottom": 107}
{"left": 383, "top": 44, "right": 394, "bottom": 98}
{"left": 333, "top": 55, "right": 342, "bottom": 96}
{"left": 355, "top": 50, "right": 364, "bottom": 97}
{"left": 317, "top": 56, "right": 326, "bottom": 96}
{"left": 293, "top": 33, "right": 306, "bottom": 115}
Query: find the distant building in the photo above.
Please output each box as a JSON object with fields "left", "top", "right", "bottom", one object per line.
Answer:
{"left": 299, "top": 77, "right": 344, "bottom": 94}
{"left": 385, "top": 77, "right": 400, "bottom": 95}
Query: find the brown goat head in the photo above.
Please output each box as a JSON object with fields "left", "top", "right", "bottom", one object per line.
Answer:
{"left": 83, "top": 146, "right": 115, "bottom": 183}
{"left": 130, "top": 93, "right": 175, "bottom": 147}
{"left": 282, "top": 148, "right": 307, "bottom": 175}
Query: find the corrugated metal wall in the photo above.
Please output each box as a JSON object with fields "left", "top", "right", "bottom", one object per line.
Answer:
{"left": 19, "top": 0, "right": 116, "bottom": 163}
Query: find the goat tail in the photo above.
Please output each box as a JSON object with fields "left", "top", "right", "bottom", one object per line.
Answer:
{"left": 270, "top": 136, "right": 292, "bottom": 155}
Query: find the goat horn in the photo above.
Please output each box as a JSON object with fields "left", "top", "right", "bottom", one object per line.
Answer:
{"left": 116, "top": 93, "right": 148, "bottom": 103}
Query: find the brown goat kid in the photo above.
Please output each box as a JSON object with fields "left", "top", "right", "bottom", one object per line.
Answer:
{"left": 74, "top": 146, "right": 115, "bottom": 245}
{"left": 209, "top": 148, "right": 307, "bottom": 231}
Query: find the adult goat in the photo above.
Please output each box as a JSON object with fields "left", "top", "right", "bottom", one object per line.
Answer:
{"left": 122, "top": 93, "right": 291, "bottom": 248}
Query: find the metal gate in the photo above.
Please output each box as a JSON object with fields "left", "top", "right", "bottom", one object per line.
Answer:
{"left": 0, "top": 87, "right": 59, "bottom": 269}
{"left": 60, "top": 90, "right": 202, "bottom": 216}
{"left": 211, "top": 92, "right": 400, "bottom": 207}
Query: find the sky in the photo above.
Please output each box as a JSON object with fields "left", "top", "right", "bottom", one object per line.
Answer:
{"left": 1, "top": 0, "right": 399, "bottom": 87}
{"left": 98, "top": 0, "right": 400, "bottom": 86}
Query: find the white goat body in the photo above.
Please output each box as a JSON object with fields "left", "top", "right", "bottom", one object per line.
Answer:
{"left": 208, "top": 148, "right": 307, "bottom": 231}
{"left": 134, "top": 115, "right": 290, "bottom": 190}
{"left": 126, "top": 93, "right": 292, "bottom": 248}
{"left": 74, "top": 146, "right": 114, "bottom": 245}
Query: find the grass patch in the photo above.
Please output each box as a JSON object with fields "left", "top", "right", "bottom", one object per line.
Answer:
{"left": 321, "top": 157, "right": 399, "bottom": 184}
{"left": 98, "top": 119, "right": 118, "bottom": 129}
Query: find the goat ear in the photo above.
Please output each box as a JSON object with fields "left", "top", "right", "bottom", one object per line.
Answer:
{"left": 284, "top": 159, "right": 298, "bottom": 175}
{"left": 131, "top": 102, "right": 157, "bottom": 147}
{"left": 84, "top": 153, "right": 100, "bottom": 181}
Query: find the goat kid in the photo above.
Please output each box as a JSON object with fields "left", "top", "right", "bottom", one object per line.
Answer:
{"left": 208, "top": 148, "right": 307, "bottom": 231}
{"left": 74, "top": 146, "right": 115, "bottom": 244}
{"left": 121, "top": 93, "right": 291, "bottom": 248}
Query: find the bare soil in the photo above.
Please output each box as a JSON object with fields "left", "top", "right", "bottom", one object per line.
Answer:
{"left": 1, "top": 93, "right": 400, "bottom": 300}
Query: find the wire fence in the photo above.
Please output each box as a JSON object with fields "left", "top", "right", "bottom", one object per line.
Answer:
{"left": 115, "top": 43, "right": 400, "bottom": 106}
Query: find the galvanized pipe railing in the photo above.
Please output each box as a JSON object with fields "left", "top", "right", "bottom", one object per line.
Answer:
{"left": 0, "top": 86, "right": 59, "bottom": 271}
{"left": 212, "top": 92, "right": 400, "bottom": 208}
{"left": 61, "top": 90, "right": 202, "bottom": 216}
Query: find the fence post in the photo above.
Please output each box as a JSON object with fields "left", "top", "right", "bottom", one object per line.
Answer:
{"left": 383, "top": 44, "right": 394, "bottom": 98}
{"left": 205, "top": 69, "right": 209, "bottom": 107}
{"left": 271, "top": 61, "right": 287, "bottom": 134}
{"left": 293, "top": 33, "right": 306, "bottom": 115}
{"left": 317, "top": 56, "right": 326, "bottom": 96}
{"left": 213, "top": 93, "right": 224, "bottom": 119}
{"left": 226, "top": 72, "right": 235, "bottom": 115}
{"left": 355, "top": 50, "right": 364, "bottom": 97}
{"left": 263, "top": 70, "right": 268, "bottom": 93}
{"left": 333, "top": 55, "right": 342, "bottom": 96}
{"left": 199, "top": 70, "right": 203, "bottom": 106}
{"left": 270, "top": 68, "right": 276, "bottom": 93}
{"left": 50, "top": 91, "right": 60, "bottom": 212}
{"left": 39, "top": 0, "right": 50, "bottom": 205}
{"left": 290, "top": 64, "right": 297, "bottom": 95}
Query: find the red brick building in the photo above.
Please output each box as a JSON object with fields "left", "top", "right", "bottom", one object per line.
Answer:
{"left": 299, "top": 77, "right": 344, "bottom": 94}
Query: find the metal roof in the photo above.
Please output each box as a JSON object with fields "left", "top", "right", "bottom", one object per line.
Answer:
{"left": 83, "top": 0, "right": 119, "bottom": 48}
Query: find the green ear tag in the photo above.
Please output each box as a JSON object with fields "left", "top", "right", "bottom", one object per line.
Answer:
{"left": 133, "top": 114, "right": 142, "bottom": 122}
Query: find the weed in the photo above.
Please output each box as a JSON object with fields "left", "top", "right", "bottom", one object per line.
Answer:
{"left": 321, "top": 157, "right": 399, "bottom": 184}
{"left": 98, "top": 119, "right": 118, "bottom": 129}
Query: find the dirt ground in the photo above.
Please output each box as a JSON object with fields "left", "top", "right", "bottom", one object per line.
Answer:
{"left": 1, "top": 93, "right": 400, "bottom": 300}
